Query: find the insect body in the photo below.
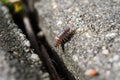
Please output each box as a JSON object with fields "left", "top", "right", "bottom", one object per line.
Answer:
{"left": 54, "top": 27, "right": 76, "bottom": 47}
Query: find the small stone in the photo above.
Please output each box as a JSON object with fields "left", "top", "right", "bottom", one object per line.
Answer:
{"left": 51, "top": 1, "right": 58, "bottom": 9}
{"left": 84, "top": 69, "right": 98, "bottom": 77}
{"left": 19, "top": 33, "right": 25, "bottom": 40}
{"left": 23, "top": 40, "right": 30, "bottom": 47}
{"left": 30, "top": 54, "right": 40, "bottom": 62}
{"left": 20, "top": 60, "right": 24, "bottom": 64}
{"left": 112, "top": 55, "right": 119, "bottom": 61}
{"left": 106, "top": 70, "right": 111, "bottom": 76}
{"left": 41, "top": 73, "right": 50, "bottom": 79}
{"left": 72, "top": 54, "right": 79, "bottom": 62}
{"left": 85, "top": 33, "right": 92, "bottom": 38}
{"left": 56, "top": 20, "right": 63, "bottom": 26}
{"left": 13, "top": 51, "right": 19, "bottom": 58}
{"left": 105, "top": 33, "right": 117, "bottom": 38}
{"left": 102, "top": 46, "right": 109, "bottom": 55}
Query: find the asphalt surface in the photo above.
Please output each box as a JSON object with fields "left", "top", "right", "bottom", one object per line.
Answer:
{"left": 35, "top": 0, "right": 120, "bottom": 80}
{"left": 0, "top": 2, "right": 50, "bottom": 80}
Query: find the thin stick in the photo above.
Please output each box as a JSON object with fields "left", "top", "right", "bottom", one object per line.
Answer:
{"left": 23, "top": 16, "right": 61, "bottom": 80}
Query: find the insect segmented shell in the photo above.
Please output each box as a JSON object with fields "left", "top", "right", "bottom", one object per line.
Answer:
{"left": 54, "top": 27, "right": 77, "bottom": 47}
{"left": 54, "top": 27, "right": 70, "bottom": 47}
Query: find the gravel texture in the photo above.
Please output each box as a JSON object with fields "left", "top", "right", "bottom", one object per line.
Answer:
{"left": 35, "top": 0, "right": 120, "bottom": 80}
{"left": 0, "top": 2, "right": 50, "bottom": 80}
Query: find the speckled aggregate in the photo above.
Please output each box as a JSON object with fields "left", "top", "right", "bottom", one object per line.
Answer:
{"left": 35, "top": 0, "right": 120, "bottom": 80}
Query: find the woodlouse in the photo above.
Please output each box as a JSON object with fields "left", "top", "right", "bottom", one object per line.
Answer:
{"left": 54, "top": 27, "right": 77, "bottom": 47}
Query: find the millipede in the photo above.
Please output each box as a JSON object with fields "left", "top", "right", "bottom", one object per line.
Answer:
{"left": 54, "top": 27, "right": 77, "bottom": 47}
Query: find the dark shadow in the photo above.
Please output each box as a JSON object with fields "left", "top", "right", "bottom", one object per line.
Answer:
{"left": 4, "top": 0, "right": 76, "bottom": 80}
{"left": 40, "top": 36, "right": 76, "bottom": 80}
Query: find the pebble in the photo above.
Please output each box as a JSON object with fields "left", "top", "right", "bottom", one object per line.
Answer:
{"left": 85, "top": 33, "right": 92, "bottom": 38}
{"left": 102, "top": 46, "right": 109, "bottom": 55}
{"left": 51, "top": 1, "right": 58, "bottom": 9}
{"left": 72, "top": 54, "right": 79, "bottom": 62}
{"left": 30, "top": 54, "right": 40, "bottom": 62}
{"left": 84, "top": 69, "right": 98, "bottom": 77}
{"left": 13, "top": 51, "right": 19, "bottom": 57}
{"left": 23, "top": 40, "right": 30, "bottom": 47}
{"left": 112, "top": 55, "right": 119, "bottom": 61}
{"left": 106, "top": 70, "right": 111, "bottom": 76}
{"left": 105, "top": 33, "right": 117, "bottom": 38}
